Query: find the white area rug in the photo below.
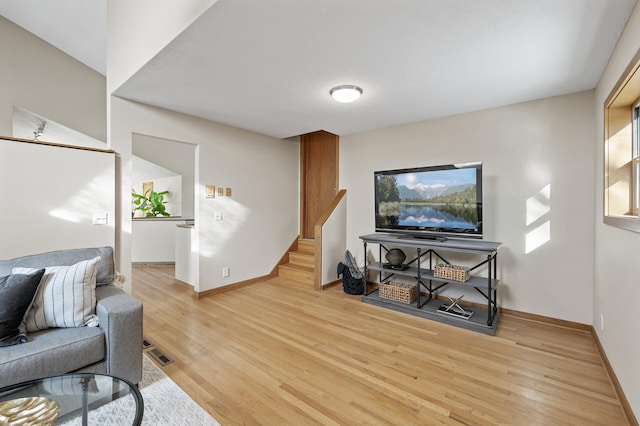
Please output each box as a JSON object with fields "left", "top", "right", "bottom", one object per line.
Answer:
{"left": 137, "top": 355, "right": 219, "bottom": 425}
{"left": 60, "top": 355, "right": 220, "bottom": 425}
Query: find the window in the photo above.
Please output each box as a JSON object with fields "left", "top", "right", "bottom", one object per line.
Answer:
{"left": 604, "top": 48, "right": 640, "bottom": 232}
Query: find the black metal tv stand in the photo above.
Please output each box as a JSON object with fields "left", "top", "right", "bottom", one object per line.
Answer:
{"left": 359, "top": 233, "right": 502, "bottom": 335}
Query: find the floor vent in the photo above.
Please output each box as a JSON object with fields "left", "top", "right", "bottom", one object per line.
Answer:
{"left": 147, "top": 347, "right": 174, "bottom": 366}
{"left": 142, "top": 337, "right": 155, "bottom": 349}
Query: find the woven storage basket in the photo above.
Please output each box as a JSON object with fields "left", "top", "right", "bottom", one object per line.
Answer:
{"left": 378, "top": 281, "right": 417, "bottom": 304}
{"left": 433, "top": 263, "right": 470, "bottom": 282}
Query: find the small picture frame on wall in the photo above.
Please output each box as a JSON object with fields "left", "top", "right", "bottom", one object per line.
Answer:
{"left": 205, "top": 185, "right": 215, "bottom": 198}
{"left": 218, "top": 187, "right": 224, "bottom": 196}
{"left": 142, "top": 181, "right": 153, "bottom": 196}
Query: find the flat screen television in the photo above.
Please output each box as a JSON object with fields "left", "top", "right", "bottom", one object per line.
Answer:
{"left": 374, "top": 162, "right": 483, "bottom": 240}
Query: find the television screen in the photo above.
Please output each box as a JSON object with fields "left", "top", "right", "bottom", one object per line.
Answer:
{"left": 374, "top": 162, "right": 483, "bottom": 239}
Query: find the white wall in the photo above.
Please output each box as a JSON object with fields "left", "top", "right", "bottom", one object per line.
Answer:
{"left": 13, "top": 106, "right": 106, "bottom": 149}
{"left": 341, "top": 91, "right": 596, "bottom": 324}
{"left": 132, "top": 133, "right": 195, "bottom": 218}
{"left": 0, "top": 139, "right": 115, "bottom": 258}
{"left": 321, "top": 195, "right": 347, "bottom": 287}
{"left": 131, "top": 163, "right": 183, "bottom": 262}
{"left": 132, "top": 169, "right": 183, "bottom": 218}
{"left": 110, "top": 97, "right": 299, "bottom": 293}
{"left": 0, "top": 17, "right": 106, "bottom": 143}
{"left": 132, "top": 219, "right": 187, "bottom": 263}
{"left": 107, "top": 0, "right": 299, "bottom": 292}
{"left": 594, "top": 3, "right": 640, "bottom": 418}
{"left": 0, "top": 18, "right": 111, "bottom": 259}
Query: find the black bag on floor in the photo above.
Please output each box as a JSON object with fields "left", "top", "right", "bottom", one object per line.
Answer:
{"left": 337, "top": 250, "right": 364, "bottom": 295}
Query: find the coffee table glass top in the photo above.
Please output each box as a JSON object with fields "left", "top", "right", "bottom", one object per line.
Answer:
{"left": 0, "top": 373, "right": 143, "bottom": 425}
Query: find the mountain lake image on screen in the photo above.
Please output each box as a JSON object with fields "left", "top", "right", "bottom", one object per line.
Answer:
{"left": 374, "top": 162, "right": 483, "bottom": 239}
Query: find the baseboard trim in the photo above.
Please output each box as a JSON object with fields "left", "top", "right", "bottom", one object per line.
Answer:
{"left": 173, "top": 279, "right": 192, "bottom": 289}
{"left": 592, "top": 329, "right": 639, "bottom": 426}
{"left": 321, "top": 279, "right": 341, "bottom": 290}
{"left": 498, "top": 306, "right": 592, "bottom": 331}
{"left": 133, "top": 262, "right": 175, "bottom": 266}
{"left": 193, "top": 274, "right": 270, "bottom": 299}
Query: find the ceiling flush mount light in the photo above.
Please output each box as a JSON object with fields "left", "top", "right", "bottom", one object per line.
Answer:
{"left": 330, "top": 85, "right": 363, "bottom": 103}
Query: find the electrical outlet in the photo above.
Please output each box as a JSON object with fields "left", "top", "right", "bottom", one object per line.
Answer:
{"left": 214, "top": 211, "right": 223, "bottom": 221}
{"left": 600, "top": 313, "right": 604, "bottom": 331}
{"left": 222, "top": 267, "right": 230, "bottom": 278}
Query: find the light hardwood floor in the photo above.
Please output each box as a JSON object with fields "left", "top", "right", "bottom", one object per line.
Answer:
{"left": 132, "top": 265, "right": 627, "bottom": 425}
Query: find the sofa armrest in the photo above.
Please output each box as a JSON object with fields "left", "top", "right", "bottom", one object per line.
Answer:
{"left": 95, "top": 285, "right": 143, "bottom": 385}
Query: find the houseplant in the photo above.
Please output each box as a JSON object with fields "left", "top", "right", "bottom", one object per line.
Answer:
{"left": 131, "top": 189, "right": 170, "bottom": 217}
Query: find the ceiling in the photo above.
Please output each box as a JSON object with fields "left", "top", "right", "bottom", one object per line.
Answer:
{"left": 1, "top": 0, "right": 637, "bottom": 139}
{"left": 0, "top": 0, "right": 106, "bottom": 75}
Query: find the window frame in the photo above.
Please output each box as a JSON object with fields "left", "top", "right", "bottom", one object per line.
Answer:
{"left": 632, "top": 101, "right": 640, "bottom": 216}
{"left": 604, "top": 47, "right": 640, "bottom": 232}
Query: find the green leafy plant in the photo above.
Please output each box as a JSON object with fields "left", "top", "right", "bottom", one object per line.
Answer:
{"left": 132, "top": 189, "right": 170, "bottom": 217}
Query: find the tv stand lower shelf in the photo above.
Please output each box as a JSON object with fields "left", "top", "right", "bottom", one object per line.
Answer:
{"left": 361, "top": 290, "right": 500, "bottom": 335}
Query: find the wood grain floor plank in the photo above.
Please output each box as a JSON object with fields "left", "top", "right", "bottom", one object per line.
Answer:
{"left": 132, "top": 265, "right": 627, "bottom": 425}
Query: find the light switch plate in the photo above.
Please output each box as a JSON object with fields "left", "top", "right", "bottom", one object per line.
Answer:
{"left": 93, "top": 212, "right": 108, "bottom": 225}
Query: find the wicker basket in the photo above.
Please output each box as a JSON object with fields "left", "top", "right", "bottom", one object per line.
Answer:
{"left": 378, "top": 281, "right": 417, "bottom": 304}
{"left": 433, "top": 263, "right": 470, "bottom": 282}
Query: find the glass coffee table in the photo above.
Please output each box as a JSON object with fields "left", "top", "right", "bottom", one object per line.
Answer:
{"left": 0, "top": 373, "right": 143, "bottom": 425}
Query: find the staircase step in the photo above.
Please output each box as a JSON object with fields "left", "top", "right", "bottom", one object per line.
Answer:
{"left": 279, "top": 263, "right": 314, "bottom": 285}
{"left": 289, "top": 251, "right": 315, "bottom": 269}
{"left": 297, "top": 239, "right": 315, "bottom": 253}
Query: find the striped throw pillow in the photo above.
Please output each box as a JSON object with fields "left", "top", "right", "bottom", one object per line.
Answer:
{"left": 14, "top": 257, "right": 100, "bottom": 331}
